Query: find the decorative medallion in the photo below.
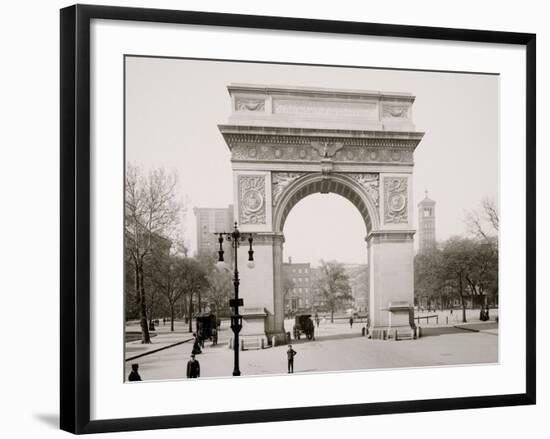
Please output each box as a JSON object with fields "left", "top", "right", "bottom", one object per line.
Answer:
{"left": 384, "top": 177, "right": 408, "bottom": 224}
{"left": 391, "top": 150, "right": 402, "bottom": 161}
{"left": 247, "top": 147, "right": 257, "bottom": 158}
{"left": 349, "top": 173, "right": 380, "bottom": 208}
{"left": 238, "top": 175, "right": 266, "bottom": 224}
{"left": 235, "top": 98, "right": 265, "bottom": 112}
{"left": 272, "top": 172, "right": 305, "bottom": 206}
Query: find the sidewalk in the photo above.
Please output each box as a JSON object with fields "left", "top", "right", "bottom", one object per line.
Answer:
{"left": 125, "top": 320, "right": 195, "bottom": 360}
{"left": 124, "top": 317, "right": 498, "bottom": 381}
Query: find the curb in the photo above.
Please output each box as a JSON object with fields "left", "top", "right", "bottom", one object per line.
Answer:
{"left": 453, "top": 325, "right": 480, "bottom": 333}
{"left": 125, "top": 337, "right": 194, "bottom": 362}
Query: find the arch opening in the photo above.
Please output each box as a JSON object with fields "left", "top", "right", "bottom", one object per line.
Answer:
{"left": 274, "top": 173, "right": 379, "bottom": 235}
{"left": 283, "top": 192, "right": 369, "bottom": 266}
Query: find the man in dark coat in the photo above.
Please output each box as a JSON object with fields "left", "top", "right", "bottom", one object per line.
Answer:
{"left": 186, "top": 354, "right": 200, "bottom": 378}
{"left": 128, "top": 363, "right": 142, "bottom": 382}
{"left": 287, "top": 344, "right": 297, "bottom": 374}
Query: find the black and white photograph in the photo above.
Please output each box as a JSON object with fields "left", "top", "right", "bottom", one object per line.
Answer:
{"left": 124, "top": 56, "right": 499, "bottom": 381}
{"left": 1, "top": 0, "right": 543, "bottom": 437}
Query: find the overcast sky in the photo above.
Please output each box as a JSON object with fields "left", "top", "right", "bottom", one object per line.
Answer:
{"left": 126, "top": 56, "right": 498, "bottom": 266}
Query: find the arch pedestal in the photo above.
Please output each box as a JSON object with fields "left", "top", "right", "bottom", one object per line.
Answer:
{"left": 218, "top": 84, "right": 424, "bottom": 343}
{"left": 367, "top": 231, "right": 416, "bottom": 340}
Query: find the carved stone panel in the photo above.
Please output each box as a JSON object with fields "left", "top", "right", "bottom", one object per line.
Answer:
{"left": 238, "top": 175, "right": 267, "bottom": 224}
{"left": 230, "top": 143, "right": 414, "bottom": 164}
{"left": 235, "top": 98, "right": 265, "bottom": 112}
{"left": 272, "top": 172, "right": 305, "bottom": 206}
{"left": 382, "top": 104, "right": 409, "bottom": 118}
{"left": 384, "top": 177, "right": 408, "bottom": 224}
{"left": 349, "top": 173, "right": 380, "bottom": 208}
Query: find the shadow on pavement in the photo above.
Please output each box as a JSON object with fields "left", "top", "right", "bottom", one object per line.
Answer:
{"left": 290, "top": 332, "right": 363, "bottom": 344}
{"left": 420, "top": 322, "right": 498, "bottom": 338}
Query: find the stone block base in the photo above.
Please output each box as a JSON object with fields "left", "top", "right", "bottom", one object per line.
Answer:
{"left": 228, "top": 335, "right": 268, "bottom": 350}
{"left": 368, "top": 326, "right": 417, "bottom": 341}
{"left": 268, "top": 331, "right": 290, "bottom": 347}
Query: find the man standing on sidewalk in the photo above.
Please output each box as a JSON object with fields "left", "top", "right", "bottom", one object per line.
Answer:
{"left": 186, "top": 354, "right": 200, "bottom": 378}
{"left": 128, "top": 363, "right": 142, "bottom": 381}
{"left": 287, "top": 344, "right": 297, "bottom": 374}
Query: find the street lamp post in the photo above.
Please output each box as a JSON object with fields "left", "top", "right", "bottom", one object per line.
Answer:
{"left": 216, "top": 222, "right": 255, "bottom": 376}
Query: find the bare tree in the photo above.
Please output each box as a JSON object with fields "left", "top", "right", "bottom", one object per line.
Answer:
{"left": 206, "top": 266, "right": 233, "bottom": 317}
{"left": 181, "top": 258, "right": 209, "bottom": 332}
{"left": 465, "top": 196, "right": 499, "bottom": 241}
{"left": 125, "top": 164, "right": 182, "bottom": 343}
{"left": 482, "top": 197, "right": 499, "bottom": 232}
{"left": 152, "top": 254, "right": 187, "bottom": 332}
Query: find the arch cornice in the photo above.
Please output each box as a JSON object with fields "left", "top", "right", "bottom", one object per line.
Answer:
{"left": 272, "top": 172, "right": 380, "bottom": 234}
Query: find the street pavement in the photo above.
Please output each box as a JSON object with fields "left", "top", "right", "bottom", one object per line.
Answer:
{"left": 124, "top": 315, "right": 498, "bottom": 381}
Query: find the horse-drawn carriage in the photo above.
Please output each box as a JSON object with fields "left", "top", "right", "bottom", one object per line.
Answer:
{"left": 293, "top": 314, "right": 315, "bottom": 340}
{"left": 196, "top": 312, "right": 218, "bottom": 345}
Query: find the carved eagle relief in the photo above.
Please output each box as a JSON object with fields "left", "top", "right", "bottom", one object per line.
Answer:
{"left": 310, "top": 142, "right": 344, "bottom": 159}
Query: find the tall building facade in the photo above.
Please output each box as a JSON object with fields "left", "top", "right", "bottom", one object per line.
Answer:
{"left": 417, "top": 191, "right": 436, "bottom": 252}
{"left": 194, "top": 205, "right": 234, "bottom": 263}
{"left": 282, "top": 257, "right": 312, "bottom": 313}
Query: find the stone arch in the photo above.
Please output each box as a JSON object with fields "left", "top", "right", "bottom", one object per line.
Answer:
{"left": 218, "top": 84, "right": 424, "bottom": 343}
{"left": 273, "top": 172, "right": 380, "bottom": 235}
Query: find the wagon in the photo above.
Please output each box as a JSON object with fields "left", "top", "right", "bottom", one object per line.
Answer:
{"left": 293, "top": 314, "right": 315, "bottom": 340}
{"left": 196, "top": 312, "right": 217, "bottom": 343}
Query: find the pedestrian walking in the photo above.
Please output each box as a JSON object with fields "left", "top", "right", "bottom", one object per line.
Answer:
{"left": 186, "top": 354, "right": 200, "bottom": 378}
{"left": 349, "top": 316, "right": 354, "bottom": 328}
{"left": 128, "top": 363, "right": 142, "bottom": 382}
{"left": 287, "top": 344, "right": 297, "bottom": 373}
{"left": 211, "top": 327, "right": 218, "bottom": 346}
{"left": 192, "top": 332, "right": 202, "bottom": 355}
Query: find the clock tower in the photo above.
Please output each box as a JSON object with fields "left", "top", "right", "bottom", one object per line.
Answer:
{"left": 418, "top": 191, "right": 436, "bottom": 252}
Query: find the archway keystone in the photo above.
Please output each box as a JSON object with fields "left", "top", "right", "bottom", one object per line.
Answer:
{"left": 218, "top": 84, "right": 424, "bottom": 342}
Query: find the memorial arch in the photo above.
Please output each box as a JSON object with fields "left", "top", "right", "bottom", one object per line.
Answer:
{"left": 218, "top": 84, "right": 424, "bottom": 342}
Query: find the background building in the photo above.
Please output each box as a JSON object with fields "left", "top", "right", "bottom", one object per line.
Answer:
{"left": 282, "top": 257, "right": 312, "bottom": 313}
{"left": 418, "top": 191, "right": 436, "bottom": 252}
{"left": 194, "top": 205, "right": 234, "bottom": 264}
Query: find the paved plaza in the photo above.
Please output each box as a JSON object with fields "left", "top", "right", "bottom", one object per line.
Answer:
{"left": 125, "top": 310, "right": 498, "bottom": 382}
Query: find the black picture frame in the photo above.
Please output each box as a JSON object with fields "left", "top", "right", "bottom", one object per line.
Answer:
{"left": 60, "top": 4, "right": 536, "bottom": 434}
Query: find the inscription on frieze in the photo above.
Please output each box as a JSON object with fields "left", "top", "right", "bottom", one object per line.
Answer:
{"left": 238, "top": 175, "right": 266, "bottom": 225}
{"left": 384, "top": 177, "right": 408, "bottom": 224}
{"left": 273, "top": 99, "right": 377, "bottom": 119}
